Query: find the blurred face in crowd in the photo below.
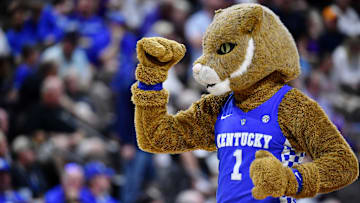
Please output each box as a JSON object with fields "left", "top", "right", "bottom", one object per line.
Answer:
{"left": 349, "top": 41, "right": 360, "bottom": 55}
{"left": 62, "top": 166, "right": 84, "bottom": 198}
{"left": 307, "top": 73, "right": 321, "bottom": 97}
{"left": 64, "top": 73, "right": 80, "bottom": 95}
{"left": 17, "top": 148, "right": 35, "bottom": 167}
{"left": 346, "top": 38, "right": 360, "bottom": 61}
{"left": 201, "top": 0, "right": 226, "bottom": 12}
{"left": 0, "top": 135, "right": 8, "bottom": 157}
{"left": 336, "top": 0, "right": 351, "bottom": 10}
{"left": 55, "top": 0, "right": 74, "bottom": 15}
{"left": 42, "top": 77, "right": 64, "bottom": 106}
{"left": 0, "top": 172, "right": 11, "bottom": 191}
{"left": 318, "top": 54, "right": 333, "bottom": 74}
{"left": 273, "top": 0, "right": 291, "bottom": 11}
{"left": 170, "top": 1, "right": 190, "bottom": 26}
{"left": 89, "top": 175, "right": 111, "bottom": 196}
{"left": 0, "top": 110, "right": 8, "bottom": 134}
{"left": 63, "top": 41, "right": 76, "bottom": 59}
{"left": 325, "top": 18, "right": 338, "bottom": 31}
{"left": 11, "top": 8, "right": 26, "bottom": 28}
{"left": 0, "top": 58, "right": 11, "bottom": 80}
{"left": 43, "top": 62, "right": 58, "bottom": 77}
{"left": 26, "top": 51, "right": 39, "bottom": 66}
{"left": 63, "top": 171, "right": 83, "bottom": 190}
{"left": 77, "top": 0, "right": 98, "bottom": 18}
{"left": 29, "top": 3, "right": 43, "bottom": 22}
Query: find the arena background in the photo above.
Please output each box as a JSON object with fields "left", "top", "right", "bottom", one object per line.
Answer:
{"left": 0, "top": 0, "right": 359, "bottom": 202}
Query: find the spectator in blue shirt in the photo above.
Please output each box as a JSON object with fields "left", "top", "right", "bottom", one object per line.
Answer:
{"left": 82, "top": 161, "right": 118, "bottom": 203}
{"left": 13, "top": 46, "right": 39, "bottom": 91}
{"left": 6, "top": 3, "right": 38, "bottom": 57}
{"left": 107, "top": 13, "right": 154, "bottom": 203}
{"left": 109, "top": 14, "right": 138, "bottom": 146}
{"left": 9, "top": 45, "right": 39, "bottom": 104}
{"left": 68, "top": 0, "right": 111, "bottom": 65}
{"left": 0, "top": 158, "right": 26, "bottom": 203}
{"left": 38, "top": 0, "right": 74, "bottom": 46}
{"left": 45, "top": 163, "right": 87, "bottom": 203}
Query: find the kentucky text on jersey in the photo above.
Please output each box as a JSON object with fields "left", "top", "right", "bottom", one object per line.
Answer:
{"left": 217, "top": 132, "right": 272, "bottom": 149}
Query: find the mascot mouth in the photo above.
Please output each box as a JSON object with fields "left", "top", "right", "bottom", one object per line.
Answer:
{"left": 145, "top": 52, "right": 170, "bottom": 66}
{"left": 192, "top": 64, "right": 231, "bottom": 96}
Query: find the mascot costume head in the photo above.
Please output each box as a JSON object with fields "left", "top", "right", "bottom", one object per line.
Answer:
{"left": 131, "top": 3, "right": 358, "bottom": 202}
{"left": 192, "top": 4, "right": 299, "bottom": 95}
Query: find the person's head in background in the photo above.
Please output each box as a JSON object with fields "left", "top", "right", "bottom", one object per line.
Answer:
{"left": 8, "top": 1, "right": 27, "bottom": 30}
{"left": 345, "top": 36, "right": 360, "bottom": 61}
{"left": 201, "top": 0, "right": 229, "bottom": 15}
{"left": 41, "top": 76, "right": 64, "bottom": 107}
{"left": 151, "top": 21, "right": 177, "bottom": 40}
{"left": 0, "top": 131, "right": 8, "bottom": 158}
{"left": 84, "top": 161, "right": 114, "bottom": 197}
{"left": 27, "top": 1, "right": 43, "bottom": 23}
{"left": 12, "top": 135, "right": 36, "bottom": 168}
{"left": 272, "top": 0, "right": 292, "bottom": 11}
{"left": 0, "top": 56, "right": 12, "bottom": 80}
{"left": 0, "top": 109, "right": 9, "bottom": 135}
{"left": 317, "top": 53, "right": 333, "bottom": 75}
{"left": 21, "top": 45, "right": 39, "bottom": 67}
{"left": 53, "top": 0, "right": 74, "bottom": 15}
{"left": 63, "top": 69, "right": 81, "bottom": 97}
{"left": 62, "top": 163, "right": 84, "bottom": 199}
{"left": 323, "top": 6, "right": 339, "bottom": 32}
{"left": 0, "top": 158, "right": 11, "bottom": 192}
{"left": 169, "top": 0, "right": 191, "bottom": 32}
{"left": 76, "top": 0, "right": 99, "bottom": 18}
{"left": 38, "top": 61, "right": 58, "bottom": 79}
{"left": 62, "top": 32, "right": 79, "bottom": 60}
{"left": 175, "top": 190, "right": 205, "bottom": 203}
{"left": 304, "top": 71, "right": 324, "bottom": 99}
{"left": 336, "top": 0, "right": 351, "bottom": 11}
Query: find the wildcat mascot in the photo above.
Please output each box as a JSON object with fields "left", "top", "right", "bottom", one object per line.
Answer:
{"left": 131, "top": 3, "right": 359, "bottom": 203}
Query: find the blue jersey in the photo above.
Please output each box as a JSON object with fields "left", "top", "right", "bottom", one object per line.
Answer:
{"left": 215, "top": 85, "right": 305, "bottom": 203}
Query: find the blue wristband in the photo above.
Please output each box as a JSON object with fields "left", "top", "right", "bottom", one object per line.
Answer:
{"left": 291, "top": 168, "right": 303, "bottom": 194}
{"left": 138, "top": 81, "right": 163, "bottom": 91}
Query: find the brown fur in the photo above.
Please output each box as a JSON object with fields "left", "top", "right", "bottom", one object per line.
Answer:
{"left": 195, "top": 4, "right": 300, "bottom": 92}
{"left": 131, "top": 3, "right": 358, "bottom": 200}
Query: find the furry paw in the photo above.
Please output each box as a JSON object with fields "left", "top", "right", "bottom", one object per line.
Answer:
{"left": 137, "top": 37, "right": 186, "bottom": 68}
{"left": 135, "top": 37, "right": 186, "bottom": 84}
{"left": 250, "top": 150, "right": 293, "bottom": 199}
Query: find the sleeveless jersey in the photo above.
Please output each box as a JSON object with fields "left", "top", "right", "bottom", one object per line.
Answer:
{"left": 214, "top": 85, "right": 305, "bottom": 203}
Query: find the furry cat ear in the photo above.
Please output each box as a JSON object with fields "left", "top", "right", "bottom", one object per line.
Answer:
{"left": 240, "top": 5, "right": 263, "bottom": 33}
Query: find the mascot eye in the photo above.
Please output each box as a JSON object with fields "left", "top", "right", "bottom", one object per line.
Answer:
{"left": 217, "top": 43, "right": 236, "bottom": 55}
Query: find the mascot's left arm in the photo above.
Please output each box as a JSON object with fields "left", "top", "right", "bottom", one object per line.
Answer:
{"left": 250, "top": 88, "right": 359, "bottom": 199}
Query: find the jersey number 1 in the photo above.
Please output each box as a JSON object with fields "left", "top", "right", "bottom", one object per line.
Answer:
{"left": 231, "top": 149, "right": 242, "bottom": 180}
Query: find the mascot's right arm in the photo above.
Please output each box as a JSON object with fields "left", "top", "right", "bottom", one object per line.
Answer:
{"left": 131, "top": 3, "right": 358, "bottom": 201}
{"left": 131, "top": 37, "right": 226, "bottom": 153}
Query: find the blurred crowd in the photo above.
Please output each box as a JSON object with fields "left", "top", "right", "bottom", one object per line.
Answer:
{"left": 0, "top": 0, "right": 359, "bottom": 202}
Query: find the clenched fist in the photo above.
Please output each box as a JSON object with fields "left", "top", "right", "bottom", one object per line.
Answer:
{"left": 136, "top": 37, "right": 186, "bottom": 84}
{"left": 250, "top": 150, "right": 299, "bottom": 199}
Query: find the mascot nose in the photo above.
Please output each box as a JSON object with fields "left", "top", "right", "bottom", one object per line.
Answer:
{"left": 193, "top": 63, "right": 202, "bottom": 74}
